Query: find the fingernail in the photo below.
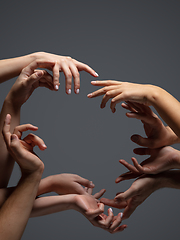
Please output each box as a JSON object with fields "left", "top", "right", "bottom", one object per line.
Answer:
{"left": 76, "top": 89, "right": 79, "bottom": 94}
{"left": 90, "top": 181, "right": 95, "bottom": 187}
{"left": 94, "top": 72, "right": 99, "bottom": 77}
{"left": 67, "top": 89, "right": 71, "bottom": 94}
{"left": 55, "top": 85, "right": 59, "bottom": 90}
{"left": 87, "top": 93, "right": 92, "bottom": 97}
{"left": 91, "top": 81, "right": 96, "bottom": 84}
{"left": 109, "top": 208, "right": 113, "bottom": 213}
{"left": 42, "top": 144, "right": 47, "bottom": 148}
{"left": 120, "top": 212, "right": 123, "bottom": 218}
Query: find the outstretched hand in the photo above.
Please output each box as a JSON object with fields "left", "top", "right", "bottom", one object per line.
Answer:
{"left": 119, "top": 145, "right": 180, "bottom": 175}
{"left": 122, "top": 101, "right": 178, "bottom": 148}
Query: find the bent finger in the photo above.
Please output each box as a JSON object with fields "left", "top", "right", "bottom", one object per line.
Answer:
{"left": 23, "top": 133, "right": 47, "bottom": 150}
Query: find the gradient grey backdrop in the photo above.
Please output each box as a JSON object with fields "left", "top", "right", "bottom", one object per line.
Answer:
{"left": 0, "top": 0, "right": 180, "bottom": 239}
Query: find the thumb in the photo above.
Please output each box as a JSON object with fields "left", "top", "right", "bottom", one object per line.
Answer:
{"left": 10, "top": 134, "right": 23, "bottom": 159}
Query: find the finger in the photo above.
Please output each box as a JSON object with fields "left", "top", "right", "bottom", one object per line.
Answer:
{"left": 87, "top": 187, "right": 93, "bottom": 195}
{"left": 25, "top": 71, "right": 48, "bottom": 89}
{"left": 87, "top": 203, "right": 104, "bottom": 218}
{"left": 119, "top": 159, "right": 140, "bottom": 173}
{"left": 73, "top": 59, "right": 99, "bottom": 77}
{"left": 76, "top": 176, "right": 95, "bottom": 189}
{"left": 91, "top": 80, "right": 122, "bottom": 86}
{"left": 9, "top": 134, "right": 24, "bottom": 159}
{"left": 133, "top": 147, "right": 151, "bottom": 156}
{"left": 100, "top": 198, "right": 127, "bottom": 209}
{"left": 52, "top": 62, "right": 60, "bottom": 90}
{"left": 122, "top": 199, "right": 138, "bottom": 219}
{"left": 110, "top": 212, "right": 123, "bottom": 231}
{"left": 115, "top": 171, "right": 141, "bottom": 183}
{"left": 22, "top": 60, "right": 55, "bottom": 77}
{"left": 131, "top": 134, "right": 152, "bottom": 148}
{"left": 115, "top": 186, "right": 137, "bottom": 202}
{"left": 61, "top": 63, "right": 72, "bottom": 94}
{"left": 110, "top": 94, "right": 123, "bottom": 113}
{"left": 2, "top": 114, "right": 12, "bottom": 147}
{"left": 13, "top": 124, "right": 38, "bottom": 139}
{"left": 23, "top": 133, "right": 47, "bottom": 150}
{"left": 101, "top": 208, "right": 114, "bottom": 229}
{"left": 111, "top": 224, "right": 127, "bottom": 233}
{"left": 69, "top": 63, "right": 80, "bottom": 94}
{"left": 93, "top": 189, "right": 106, "bottom": 199}
{"left": 100, "top": 89, "right": 122, "bottom": 108}
{"left": 131, "top": 157, "right": 145, "bottom": 173}
{"left": 87, "top": 85, "right": 116, "bottom": 98}
{"left": 121, "top": 102, "right": 137, "bottom": 112}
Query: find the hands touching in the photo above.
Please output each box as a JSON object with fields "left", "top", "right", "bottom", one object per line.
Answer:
{"left": 73, "top": 187, "right": 127, "bottom": 233}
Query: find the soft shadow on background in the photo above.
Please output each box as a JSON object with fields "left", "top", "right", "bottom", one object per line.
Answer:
{"left": 0, "top": 1, "right": 180, "bottom": 239}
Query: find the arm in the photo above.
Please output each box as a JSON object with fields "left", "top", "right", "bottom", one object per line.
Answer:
{"left": 30, "top": 192, "right": 127, "bottom": 234}
{"left": 0, "top": 51, "right": 98, "bottom": 92}
{"left": 0, "top": 64, "right": 53, "bottom": 187}
{"left": 0, "top": 114, "right": 44, "bottom": 240}
{"left": 87, "top": 80, "right": 180, "bottom": 139}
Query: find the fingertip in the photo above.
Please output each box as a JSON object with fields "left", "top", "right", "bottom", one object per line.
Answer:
{"left": 87, "top": 93, "right": 92, "bottom": 98}
{"left": 11, "top": 134, "right": 18, "bottom": 141}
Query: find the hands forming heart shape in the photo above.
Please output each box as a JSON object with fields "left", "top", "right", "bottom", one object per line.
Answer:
{"left": 0, "top": 52, "right": 180, "bottom": 239}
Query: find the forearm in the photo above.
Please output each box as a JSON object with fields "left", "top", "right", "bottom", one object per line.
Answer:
{"left": 0, "top": 171, "right": 42, "bottom": 240}
{"left": 30, "top": 194, "right": 75, "bottom": 218}
{"left": 0, "top": 53, "right": 39, "bottom": 83}
{"left": 0, "top": 98, "right": 20, "bottom": 187}
{"left": 36, "top": 175, "right": 55, "bottom": 196}
{"left": 148, "top": 86, "right": 180, "bottom": 139}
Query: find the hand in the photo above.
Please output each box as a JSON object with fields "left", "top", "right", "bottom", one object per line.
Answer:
{"left": 119, "top": 146, "right": 180, "bottom": 175}
{"left": 48, "top": 173, "right": 96, "bottom": 195}
{"left": 122, "top": 101, "right": 178, "bottom": 148}
{"left": 34, "top": 52, "right": 99, "bottom": 93}
{"left": 87, "top": 80, "right": 154, "bottom": 113}
{"left": 114, "top": 174, "right": 162, "bottom": 220}
{"left": 73, "top": 192, "right": 127, "bottom": 233}
{"left": 2, "top": 114, "right": 46, "bottom": 174}
{"left": 7, "top": 60, "right": 56, "bottom": 108}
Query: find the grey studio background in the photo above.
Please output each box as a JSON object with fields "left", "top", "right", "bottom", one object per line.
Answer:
{"left": 0, "top": 0, "right": 180, "bottom": 239}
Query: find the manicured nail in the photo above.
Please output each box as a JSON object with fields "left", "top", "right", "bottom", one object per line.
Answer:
{"left": 94, "top": 72, "right": 99, "bottom": 77}
{"left": 55, "top": 85, "right": 59, "bottom": 90}
{"left": 87, "top": 93, "right": 92, "bottom": 97}
{"left": 42, "top": 144, "right": 47, "bottom": 148}
{"left": 120, "top": 212, "right": 123, "bottom": 218}
{"left": 67, "top": 89, "right": 71, "bottom": 94}
{"left": 109, "top": 208, "right": 113, "bottom": 213}
{"left": 76, "top": 89, "right": 79, "bottom": 94}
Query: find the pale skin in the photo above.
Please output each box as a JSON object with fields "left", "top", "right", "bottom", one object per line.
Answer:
{"left": 87, "top": 80, "right": 180, "bottom": 139}
{"left": 0, "top": 51, "right": 99, "bottom": 93}
{"left": 1, "top": 114, "right": 127, "bottom": 237}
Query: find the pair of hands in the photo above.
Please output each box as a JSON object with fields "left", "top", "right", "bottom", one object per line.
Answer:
{"left": 3, "top": 114, "right": 127, "bottom": 233}
{"left": 7, "top": 55, "right": 98, "bottom": 108}
{"left": 87, "top": 80, "right": 180, "bottom": 219}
